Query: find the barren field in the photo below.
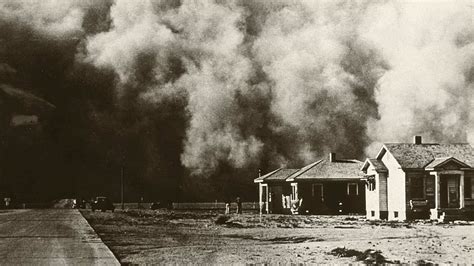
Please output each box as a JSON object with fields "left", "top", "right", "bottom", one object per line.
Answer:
{"left": 81, "top": 209, "right": 474, "bottom": 264}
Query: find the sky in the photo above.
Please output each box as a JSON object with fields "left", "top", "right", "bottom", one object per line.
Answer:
{"left": 0, "top": 0, "right": 473, "bottom": 201}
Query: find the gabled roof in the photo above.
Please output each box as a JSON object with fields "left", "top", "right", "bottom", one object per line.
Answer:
{"left": 254, "top": 168, "right": 280, "bottom": 183}
{"left": 289, "top": 158, "right": 363, "bottom": 181}
{"left": 266, "top": 169, "right": 299, "bottom": 182}
{"left": 253, "top": 168, "right": 299, "bottom": 183}
{"left": 361, "top": 158, "right": 388, "bottom": 173}
{"left": 286, "top": 160, "right": 322, "bottom": 182}
{"left": 425, "top": 156, "right": 471, "bottom": 170}
{"left": 382, "top": 143, "right": 474, "bottom": 169}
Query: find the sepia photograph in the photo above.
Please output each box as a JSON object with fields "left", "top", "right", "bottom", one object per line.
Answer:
{"left": 0, "top": 0, "right": 473, "bottom": 264}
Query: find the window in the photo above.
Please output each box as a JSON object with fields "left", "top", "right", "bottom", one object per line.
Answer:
{"left": 465, "top": 176, "right": 472, "bottom": 199}
{"left": 369, "top": 181, "right": 376, "bottom": 191}
{"left": 410, "top": 176, "right": 424, "bottom": 199}
{"left": 371, "top": 211, "right": 375, "bottom": 217}
{"left": 368, "top": 177, "right": 376, "bottom": 191}
{"left": 364, "top": 175, "right": 376, "bottom": 191}
{"left": 347, "top": 183, "right": 358, "bottom": 196}
{"left": 394, "top": 211, "right": 399, "bottom": 218}
{"left": 425, "top": 175, "right": 435, "bottom": 197}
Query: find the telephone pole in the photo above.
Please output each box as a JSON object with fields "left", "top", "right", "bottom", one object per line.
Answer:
{"left": 121, "top": 166, "right": 124, "bottom": 210}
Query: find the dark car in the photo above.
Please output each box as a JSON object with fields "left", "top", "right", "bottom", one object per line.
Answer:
{"left": 91, "top": 196, "right": 115, "bottom": 212}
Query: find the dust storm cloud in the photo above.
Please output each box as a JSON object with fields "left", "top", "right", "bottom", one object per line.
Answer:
{"left": 0, "top": 0, "right": 472, "bottom": 200}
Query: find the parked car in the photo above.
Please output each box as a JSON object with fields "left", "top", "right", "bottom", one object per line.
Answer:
{"left": 91, "top": 196, "right": 115, "bottom": 212}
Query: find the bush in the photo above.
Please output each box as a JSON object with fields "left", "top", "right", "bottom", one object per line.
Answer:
{"left": 215, "top": 215, "right": 231, "bottom": 225}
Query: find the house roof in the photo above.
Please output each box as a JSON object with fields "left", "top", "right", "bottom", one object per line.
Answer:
{"left": 361, "top": 158, "right": 388, "bottom": 172}
{"left": 253, "top": 168, "right": 280, "bottom": 183}
{"left": 286, "top": 160, "right": 321, "bottom": 182}
{"left": 291, "top": 158, "right": 364, "bottom": 181}
{"left": 424, "top": 156, "right": 471, "bottom": 170}
{"left": 265, "top": 169, "right": 299, "bottom": 182}
{"left": 383, "top": 143, "right": 474, "bottom": 169}
{"left": 253, "top": 168, "right": 299, "bottom": 183}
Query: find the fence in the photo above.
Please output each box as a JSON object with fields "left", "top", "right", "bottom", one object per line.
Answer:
{"left": 172, "top": 202, "right": 260, "bottom": 211}
{"left": 112, "top": 203, "right": 152, "bottom": 209}
{"left": 3, "top": 201, "right": 261, "bottom": 211}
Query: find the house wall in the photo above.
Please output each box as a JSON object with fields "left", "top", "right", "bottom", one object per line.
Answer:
{"left": 382, "top": 150, "right": 406, "bottom": 221}
{"left": 365, "top": 164, "right": 379, "bottom": 219}
{"left": 379, "top": 172, "right": 388, "bottom": 216}
{"left": 465, "top": 172, "right": 474, "bottom": 198}
{"left": 405, "top": 171, "right": 431, "bottom": 219}
{"left": 365, "top": 164, "right": 388, "bottom": 220}
{"left": 463, "top": 172, "right": 474, "bottom": 209}
{"left": 405, "top": 171, "right": 425, "bottom": 201}
{"left": 299, "top": 181, "right": 365, "bottom": 214}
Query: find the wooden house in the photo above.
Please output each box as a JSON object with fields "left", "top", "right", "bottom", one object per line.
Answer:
{"left": 255, "top": 153, "right": 365, "bottom": 215}
{"left": 362, "top": 136, "right": 474, "bottom": 221}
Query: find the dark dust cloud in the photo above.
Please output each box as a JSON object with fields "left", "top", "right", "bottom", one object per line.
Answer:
{"left": 0, "top": 0, "right": 472, "bottom": 201}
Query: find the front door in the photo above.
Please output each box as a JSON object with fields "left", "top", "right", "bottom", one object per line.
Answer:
{"left": 311, "top": 183, "right": 324, "bottom": 213}
{"left": 261, "top": 185, "right": 268, "bottom": 213}
{"left": 269, "top": 186, "right": 283, "bottom": 213}
{"left": 440, "top": 174, "right": 460, "bottom": 208}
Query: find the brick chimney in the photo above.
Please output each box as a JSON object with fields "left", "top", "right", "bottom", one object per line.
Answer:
{"left": 329, "top": 153, "right": 336, "bottom": 162}
{"left": 414, "top": 136, "right": 422, "bottom": 145}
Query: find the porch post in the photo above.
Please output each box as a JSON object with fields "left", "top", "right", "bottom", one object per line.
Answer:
{"left": 435, "top": 172, "right": 440, "bottom": 209}
{"left": 295, "top": 183, "right": 298, "bottom": 200}
{"left": 258, "top": 183, "right": 263, "bottom": 214}
{"left": 291, "top": 182, "right": 298, "bottom": 201}
{"left": 266, "top": 186, "right": 270, "bottom": 213}
{"left": 460, "top": 172, "right": 465, "bottom": 209}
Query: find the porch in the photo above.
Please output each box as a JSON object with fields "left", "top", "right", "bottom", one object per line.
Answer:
{"left": 289, "top": 180, "right": 365, "bottom": 215}
{"left": 429, "top": 170, "right": 474, "bottom": 221}
{"left": 258, "top": 182, "right": 293, "bottom": 214}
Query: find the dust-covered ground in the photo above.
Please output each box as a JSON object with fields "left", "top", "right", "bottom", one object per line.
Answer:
{"left": 81, "top": 209, "right": 474, "bottom": 265}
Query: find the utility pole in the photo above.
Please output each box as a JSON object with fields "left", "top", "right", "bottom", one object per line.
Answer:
{"left": 121, "top": 166, "right": 124, "bottom": 210}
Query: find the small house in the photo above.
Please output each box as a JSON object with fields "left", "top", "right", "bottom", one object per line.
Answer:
{"left": 255, "top": 153, "right": 365, "bottom": 215}
{"left": 362, "top": 136, "right": 474, "bottom": 221}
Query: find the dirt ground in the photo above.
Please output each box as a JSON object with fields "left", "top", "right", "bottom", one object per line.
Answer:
{"left": 81, "top": 209, "right": 474, "bottom": 264}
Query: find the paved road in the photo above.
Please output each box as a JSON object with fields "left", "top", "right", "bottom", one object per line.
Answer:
{"left": 0, "top": 209, "right": 119, "bottom": 265}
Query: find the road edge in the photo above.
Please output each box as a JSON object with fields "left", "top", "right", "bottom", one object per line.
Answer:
{"left": 78, "top": 209, "right": 121, "bottom": 265}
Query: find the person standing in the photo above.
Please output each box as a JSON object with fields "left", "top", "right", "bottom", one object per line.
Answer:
{"left": 4, "top": 197, "right": 11, "bottom": 208}
{"left": 236, "top": 196, "right": 242, "bottom": 214}
{"left": 225, "top": 199, "right": 231, "bottom": 214}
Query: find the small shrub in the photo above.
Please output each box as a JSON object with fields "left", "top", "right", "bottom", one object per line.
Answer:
{"left": 330, "top": 247, "right": 393, "bottom": 264}
{"left": 215, "top": 215, "right": 231, "bottom": 225}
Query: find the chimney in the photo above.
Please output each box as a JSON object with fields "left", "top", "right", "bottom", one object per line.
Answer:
{"left": 329, "top": 153, "right": 336, "bottom": 162}
{"left": 414, "top": 136, "right": 422, "bottom": 145}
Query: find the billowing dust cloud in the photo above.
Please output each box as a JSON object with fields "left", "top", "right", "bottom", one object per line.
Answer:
{"left": 1, "top": 0, "right": 473, "bottom": 178}
{"left": 360, "top": 1, "right": 474, "bottom": 154}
